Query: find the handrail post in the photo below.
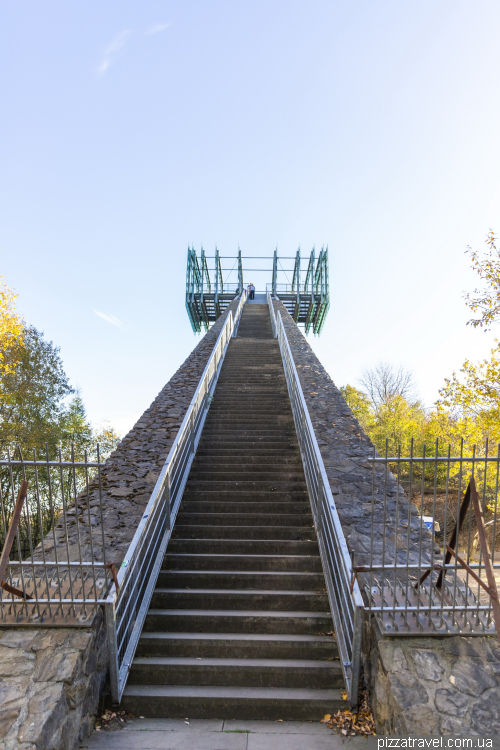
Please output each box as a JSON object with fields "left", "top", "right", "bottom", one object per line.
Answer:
{"left": 165, "top": 471, "right": 171, "bottom": 531}
{"left": 105, "top": 600, "right": 120, "bottom": 703}
{"left": 190, "top": 410, "right": 195, "bottom": 457}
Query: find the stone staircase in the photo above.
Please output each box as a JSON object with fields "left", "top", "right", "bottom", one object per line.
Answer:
{"left": 121, "top": 304, "right": 347, "bottom": 719}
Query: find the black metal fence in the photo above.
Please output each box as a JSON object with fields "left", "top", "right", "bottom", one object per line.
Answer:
{"left": 0, "top": 446, "right": 114, "bottom": 625}
{"left": 355, "top": 443, "right": 500, "bottom": 638}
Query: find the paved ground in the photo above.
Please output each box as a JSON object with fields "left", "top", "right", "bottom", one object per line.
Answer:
{"left": 80, "top": 719, "right": 370, "bottom": 750}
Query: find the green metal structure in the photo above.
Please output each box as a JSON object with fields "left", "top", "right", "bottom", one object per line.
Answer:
{"left": 185, "top": 246, "right": 329, "bottom": 335}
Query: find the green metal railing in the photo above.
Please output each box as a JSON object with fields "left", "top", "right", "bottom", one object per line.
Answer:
{"left": 186, "top": 246, "right": 330, "bottom": 334}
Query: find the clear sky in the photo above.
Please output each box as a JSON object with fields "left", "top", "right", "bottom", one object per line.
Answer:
{"left": 1, "top": 1, "right": 500, "bottom": 435}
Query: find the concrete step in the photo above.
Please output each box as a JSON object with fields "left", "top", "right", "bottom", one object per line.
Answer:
{"left": 205, "top": 415, "right": 292, "bottom": 420}
{"left": 180, "top": 502, "right": 311, "bottom": 514}
{"left": 182, "top": 491, "right": 309, "bottom": 502}
{"left": 128, "top": 656, "right": 342, "bottom": 689}
{"left": 120, "top": 684, "right": 347, "bottom": 721}
{"left": 163, "top": 553, "right": 323, "bottom": 572}
{"left": 175, "top": 513, "right": 312, "bottom": 526}
{"left": 181, "top": 490, "right": 309, "bottom": 502}
{"left": 171, "top": 526, "right": 315, "bottom": 541}
{"left": 208, "top": 407, "right": 290, "bottom": 412}
{"left": 168, "top": 540, "right": 319, "bottom": 555}
{"left": 187, "top": 470, "right": 305, "bottom": 482}
{"left": 150, "top": 589, "right": 329, "bottom": 611}
{"left": 194, "top": 450, "right": 301, "bottom": 459}
{"left": 200, "top": 422, "right": 294, "bottom": 429}
{"left": 201, "top": 430, "right": 297, "bottom": 439}
{"left": 143, "top": 609, "right": 333, "bottom": 635}
{"left": 157, "top": 570, "right": 324, "bottom": 590}
{"left": 185, "top": 481, "right": 307, "bottom": 492}
{"left": 194, "top": 442, "right": 299, "bottom": 451}
{"left": 198, "top": 437, "right": 298, "bottom": 446}
{"left": 136, "top": 632, "right": 338, "bottom": 660}
{"left": 209, "top": 396, "right": 289, "bottom": 401}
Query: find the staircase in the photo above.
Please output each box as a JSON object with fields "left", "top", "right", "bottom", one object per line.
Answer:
{"left": 121, "top": 304, "right": 347, "bottom": 719}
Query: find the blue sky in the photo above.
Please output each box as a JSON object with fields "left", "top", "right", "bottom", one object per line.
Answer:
{"left": 1, "top": 1, "right": 500, "bottom": 434}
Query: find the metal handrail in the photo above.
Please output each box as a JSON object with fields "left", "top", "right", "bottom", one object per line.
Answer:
{"left": 274, "top": 309, "right": 364, "bottom": 707}
{"left": 266, "top": 289, "right": 277, "bottom": 337}
{"left": 105, "top": 292, "right": 247, "bottom": 703}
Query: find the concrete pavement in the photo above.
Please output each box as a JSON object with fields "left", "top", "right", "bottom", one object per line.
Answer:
{"left": 80, "top": 718, "right": 371, "bottom": 750}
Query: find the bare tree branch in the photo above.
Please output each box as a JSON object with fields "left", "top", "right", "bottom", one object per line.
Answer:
{"left": 360, "top": 362, "right": 416, "bottom": 407}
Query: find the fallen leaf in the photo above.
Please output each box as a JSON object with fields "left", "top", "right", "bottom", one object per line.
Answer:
{"left": 322, "top": 687, "right": 376, "bottom": 737}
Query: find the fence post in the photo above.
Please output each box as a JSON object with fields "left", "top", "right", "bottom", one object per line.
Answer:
{"left": 105, "top": 601, "right": 120, "bottom": 704}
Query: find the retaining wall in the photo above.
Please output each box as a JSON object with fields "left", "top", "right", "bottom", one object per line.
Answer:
{"left": 0, "top": 299, "right": 240, "bottom": 750}
{"left": 273, "top": 299, "right": 500, "bottom": 736}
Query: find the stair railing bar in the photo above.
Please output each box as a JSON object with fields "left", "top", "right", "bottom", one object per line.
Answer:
{"left": 107, "top": 328, "right": 227, "bottom": 701}
{"left": 275, "top": 310, "right": 364, "bottom": 707}
{"left": 267, "top": 290, "right": 278, "bottom": 337}
{"left": 232, "top": 290, "right": 247, "bottom": 337}
{"left": 111, "top": 321, "right": 232, "bottom": 691}
{"left": 104, "top": 297, "right": 246, "bottom": 703}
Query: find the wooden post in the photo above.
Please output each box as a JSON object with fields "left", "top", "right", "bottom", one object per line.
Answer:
{"left": 0, "top": 480, "right": 33, "bottom": 600}
{"left": 470, "top": 477, "right": 500, "bottom": 644}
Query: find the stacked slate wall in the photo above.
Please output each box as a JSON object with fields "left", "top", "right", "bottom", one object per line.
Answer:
{"left": 273, "top": 299, "right": 500, "bottom": 736}
{"left": 0, "top": 299, "right": 240, "bottom": 750}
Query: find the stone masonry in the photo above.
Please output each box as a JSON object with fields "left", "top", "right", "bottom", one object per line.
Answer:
{"left": 46, "top": 297, "right": 240, "bottom": 569}
{"left": 0, "top": 299, "right": 240, "bottom": 750}
{"left": 273, "top": 299, "right": 500, "bottom": 736}
{"left": 0, "top": 612, "right": 107, "bottom": 750}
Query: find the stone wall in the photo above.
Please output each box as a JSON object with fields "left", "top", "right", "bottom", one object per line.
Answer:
{"left": 0, "top": 612, "right": 107, "bottom": 750}
{"left": 47, "top": 297, "right": 241, "bottom": 569}
{"left": 273, "top": 299, "right": 500, "bottom": 736}
{"left": 0, "top": 298, "right": 240, "bottom": 750}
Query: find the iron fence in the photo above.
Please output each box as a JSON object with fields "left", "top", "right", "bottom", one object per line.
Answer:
{"left": 356, "top": 445, "right": 500, "bottom": 639}
{"left": 104, "top": 292, "right": 247, "bottom": 703}
{"left": 0, "top": 447, "right": 114, "bottom": 626}
{"left": 273, "top": 304, "right": 364, "bottom": 708}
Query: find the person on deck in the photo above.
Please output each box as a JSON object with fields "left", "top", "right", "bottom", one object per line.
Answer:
{"left": 248, "top": 283, "right": 255, "bottom": 300}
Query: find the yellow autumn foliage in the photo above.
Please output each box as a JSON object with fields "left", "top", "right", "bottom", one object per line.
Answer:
{"left": 0, "top": 276, "right": 23, "bottom": 381}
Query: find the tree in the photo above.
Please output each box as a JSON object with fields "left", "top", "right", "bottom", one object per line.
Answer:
{"left": 339, "top": 385, "right": 374, "bottom": 433}
{"left": 341, "top": 371, "right": 458, "bottom": 458}
{"left": 464, "top": 230, "right": 500, "bottom": 331}
{"left": 0, "top": 326, "right": 121, "bottom": 554}
{"left": 92, "top": 422, "right": 121, "bottom": 460}
{"left": 0, "top": 276, "right": 23, "bottom": 383}
{"left": 360, "top": 362, "right": 416, "bottom": 408}
{"left": 0, "top": 326, "right": 121, "bottom": 458}
{"left": 367, "top": 395, "right": 428, "bottom": 456}
{"left": 0, "top": 326, "right": 73, "bottom": 455}
{"left": 341, "top": 378, "right": 432, "bottom": 456}
{"left": 436, "top": 346, "right": 500, "bottom": 446}
{"left": 436, "top": 228, "right": 500, "bottom": 448}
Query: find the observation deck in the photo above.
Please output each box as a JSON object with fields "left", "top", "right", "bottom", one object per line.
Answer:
{"left": 185, "top": 246, "right": 330, "bottom": 334}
